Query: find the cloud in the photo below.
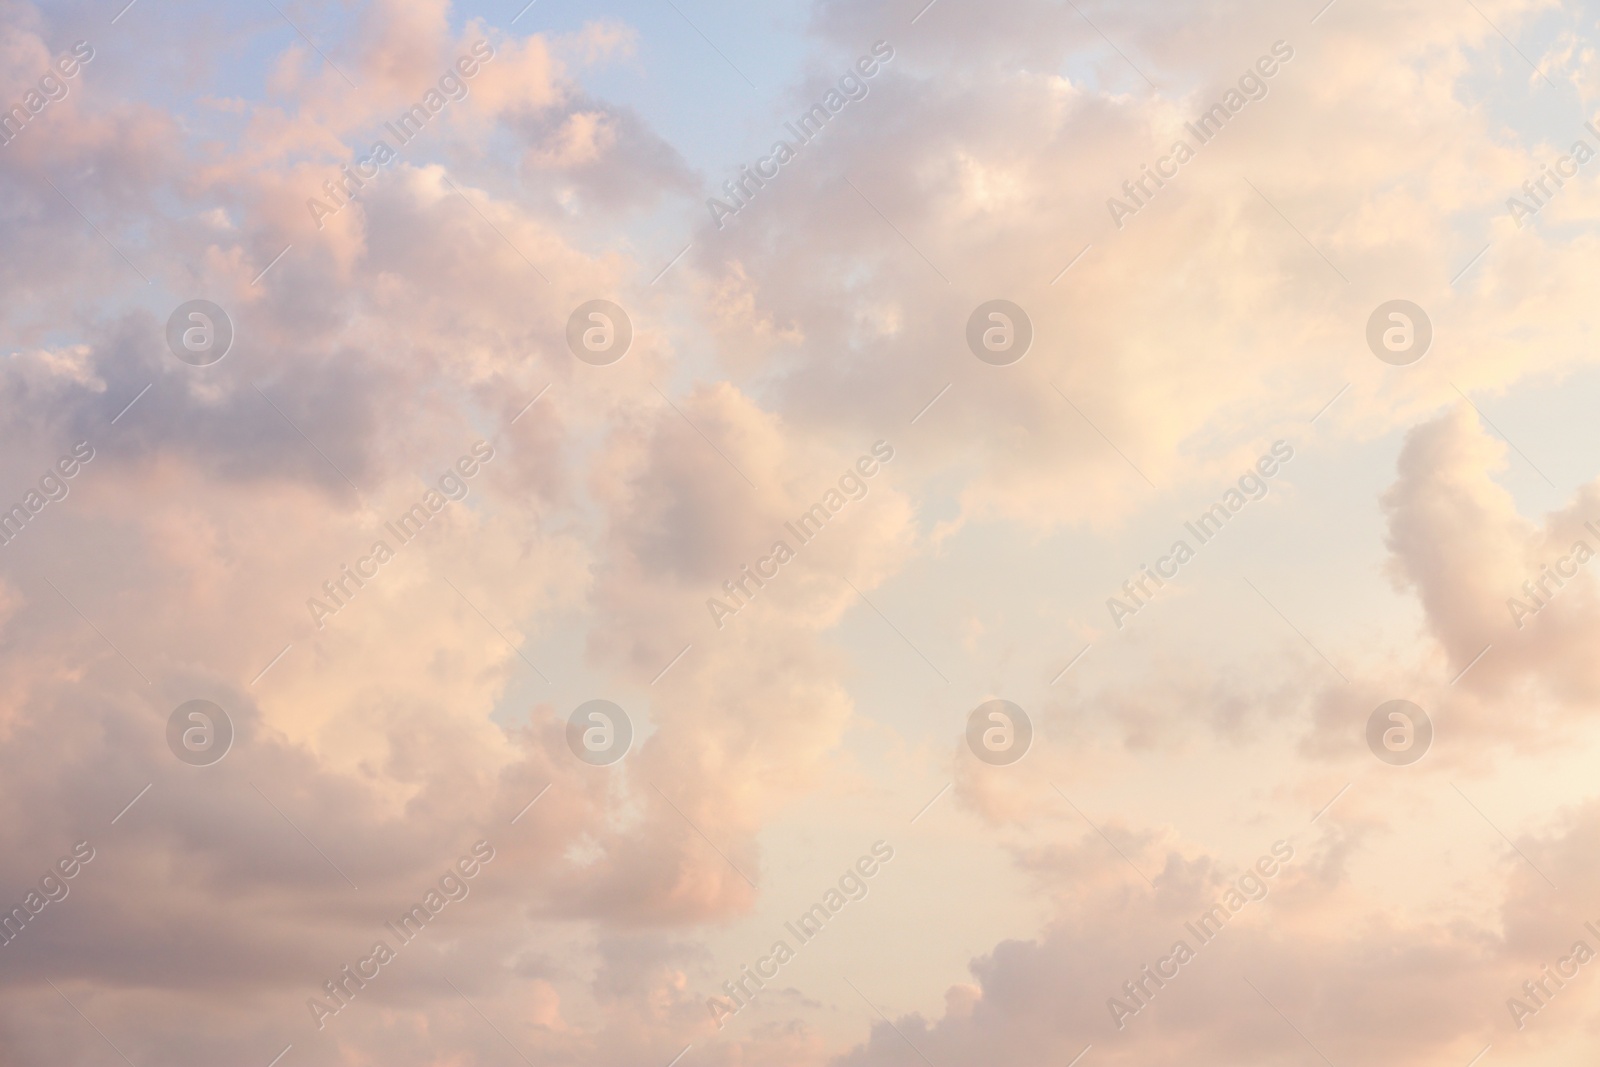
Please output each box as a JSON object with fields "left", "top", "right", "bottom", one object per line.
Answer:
{"left": 7, "top": 0, "right": 1600, "bottom": 1063}
{"left": 1380, "top": 405, "right": 1600, "bottom": 729}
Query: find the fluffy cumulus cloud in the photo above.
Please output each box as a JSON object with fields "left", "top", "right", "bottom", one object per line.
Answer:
{"left": 3, "top": 0, "right": 1600, "bottom": 1064}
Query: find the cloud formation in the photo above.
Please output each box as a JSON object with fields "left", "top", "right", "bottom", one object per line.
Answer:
{"left": 4, "top": 0, "right": 1600, "bottom": 1064}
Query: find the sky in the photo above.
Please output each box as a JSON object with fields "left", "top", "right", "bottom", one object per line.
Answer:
{"left": 5, "top": 0, "right": 1600, "bottom": 1064}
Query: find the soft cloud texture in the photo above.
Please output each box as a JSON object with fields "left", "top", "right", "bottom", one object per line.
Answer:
{"left": 4, "top": 0, "right": 1600, "bottom": 1064}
